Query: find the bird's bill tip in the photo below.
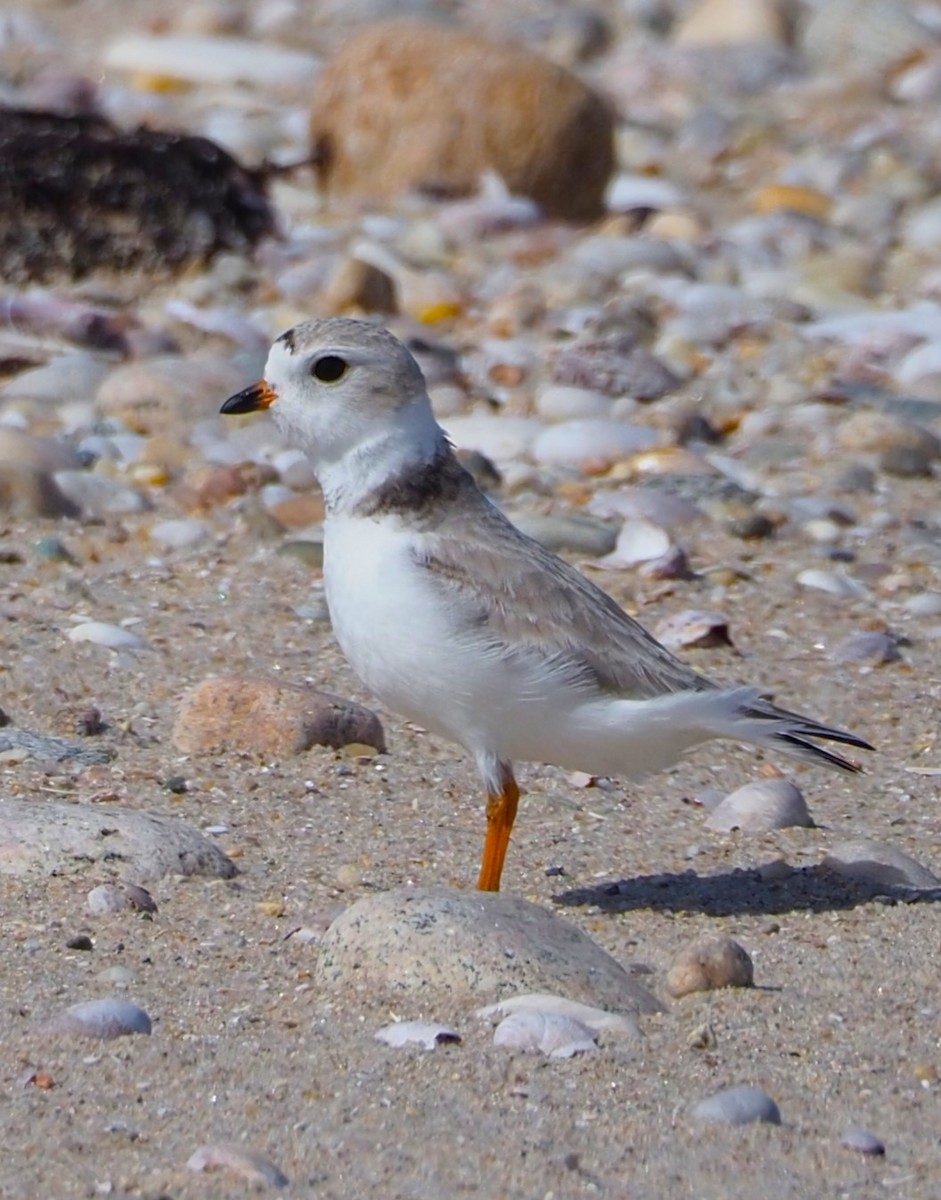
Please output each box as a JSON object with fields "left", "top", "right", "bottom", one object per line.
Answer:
{"left": 220, "top": 380, "right": 277, "bottom": 415}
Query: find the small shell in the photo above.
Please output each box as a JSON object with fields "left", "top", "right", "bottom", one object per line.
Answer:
{"left": 375, "top": 1020, "right": 461, "bottom": 1050}
{"left": 691, "top": 1085, "right": 782, "bottom": 1127}
{"left": 493, "top": 1011, "right": 597, "bottom": 1058}
{"left": 598, "top": 519, "right": 672, "bottom": 568}
{"left": 478, "top": 993, "right": 640, "bottom": 1040}
{"left": 67, "top": 622, "right": 151, "bottom": 651}
{"left": 654, "top": 610, "right": 732, "bottom": 650}
{"left": 186, "top": 1143, "right": 289, "bottom": 1189}
{"left": 796, "top": 570, "right": 868, "bottom": 598}
{"left": 42, "top": 998, "right": 152, "bottom": 1040}
{"left": 666, "top": 935, "right": 754, "bottom": 999}
{"left": 705, "top": 780, "right": 812, "bottom": 834}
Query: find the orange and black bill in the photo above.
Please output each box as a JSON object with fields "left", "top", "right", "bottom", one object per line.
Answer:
{"left": 220, "top": 380, "right": 277, "bottom": 414}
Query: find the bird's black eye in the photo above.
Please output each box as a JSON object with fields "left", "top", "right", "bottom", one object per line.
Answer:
{"left": 311, "top": 355, "right": 348, "bottom": 383}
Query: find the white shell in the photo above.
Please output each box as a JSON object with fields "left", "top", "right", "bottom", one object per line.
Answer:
{"left": 598, "top": 519, "right": 672, "bottom": 568}
{"left": 478, "top": 992, "right": 640, "bottom": 1039}
{"left": 187, "top": 1143, "right": 289, "bottom": 1189}
{"left": 374, "top": 1020, "right": 461, "bottom": 1050}
{"left": 67, "top": 622, "right": 151, "bottom": 650}
{"left": 492, "top": 1011, "right": 598, "bottom": 1058}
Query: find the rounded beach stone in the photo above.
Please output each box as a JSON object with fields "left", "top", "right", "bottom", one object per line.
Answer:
{"left": 173, "top": 676, "right": 385, "bottom": 757}
{"left": 821, "top": 839, "right": 941, "bottom": 890}
{"left": 691, "top": 1084, "right": 782, "bottom": 1127}
{"left": 0, "top": 799, "right": 236, "bottom": 883}
{"left": 705, "top": 779, "right": 812, "bottom": 834}
{"left": 308, "top": 21, "right": 614, "bottom": 222}
{"left": 665, "top": 934, "right": 754, "bottom": 998}
{"left": 42, "top": 998, "right": 152, "bottom": 1040}
{"left": 314, "top": 886, "right": 663, "bottom": 1012}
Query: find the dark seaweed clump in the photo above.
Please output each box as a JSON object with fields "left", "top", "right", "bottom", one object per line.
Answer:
{"left": 0, "top": 107, "right": 275, "bottom": 282}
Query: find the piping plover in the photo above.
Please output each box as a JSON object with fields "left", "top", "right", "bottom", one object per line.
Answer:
{"left": 222, "top": 318, "right": 873, "bottom": 891}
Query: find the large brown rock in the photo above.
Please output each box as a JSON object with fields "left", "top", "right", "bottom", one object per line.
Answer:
{"left": 173, "top": 676, "right": 386, "bottom": 757}
{"left": 309, "top": 21, "right": 615, "bottom": 222}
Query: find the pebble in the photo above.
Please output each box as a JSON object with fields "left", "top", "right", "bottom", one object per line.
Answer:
{"left": 442, "top": 415, "right": 545, "bottom": 464}
{"left": 478, "top": 993, "right": 640, "bottom": 1040}
{"left": 308, "top": 21, "right": 614, "bottom": 221}
{"left": 53, "top": 472, "right": 151, "bottom": 517}
{"left": 904, "top": 591, "right": 941, "bottom": 617}
{"left": 830, "top": 631, "right": 901, "bottom": 666}
{"left": 535, "top": 385, "right": 613, "bottom": 421}
{"left": 705, "top": 779, "right": 812, "bottom": 834}
{"left": 68, "top": 622, "right": 151, "bottom": 651}
{"left": 42, "top": 998, "right": 152, "bottom": 1040}
{"left": 86, "top": 883, "right": 158, "bottom": 915}
{"left": 173, "top": 677, "right": 385, "bottom": 757}
{"left": 0, "top": 354, "right": 110, "bottom": 404}
{"left": 0, "top": 799, "right": 236, "bottom": 882}
{"left": 511, "top": 513, "right": 617, "bottom": 557}
{"left": 186, "top": 1143, "right": 289, "bottom": 1190}
{"left": 598, "top": 518, "right": 672, "bottom": 567}
{"left": 796, "top": 569, "right": 868, "bottom": 599}
{"left": 149, "top": 518, "right": 209, "bottom": 549}
{"left": 532, "top": 420, "right": 658, "bottom": 467}
{"left": 691, "top": 1085, "right": 782, "bottom": 1127}
{"left": 314, "top": 886, "right": 663, "bottom": 1012}
{"left": 492, "top": 1011, "right": 597, "bottom": 1058}
{"left": 665, "top": 934, "right": 754, "bottom": 998}
{"left": 0, "top": 728, "right": 113, "bottom": 765}
{"left": 375, "top": 1020, "right": 461, "bottom": 1050}
{"left": 840, "top": 1128, "right": 886, "bottom": 1156}
{"left": 821, "top": 839, "right": 941, "bottom": 891}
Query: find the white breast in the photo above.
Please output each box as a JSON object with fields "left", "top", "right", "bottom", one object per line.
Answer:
{"left": 323, "top": 512, "right": 486, "bottom": 742}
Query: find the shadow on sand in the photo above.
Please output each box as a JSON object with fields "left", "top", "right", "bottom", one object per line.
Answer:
{"left": 553, "top": 865, "right": 941, "bottom": 918}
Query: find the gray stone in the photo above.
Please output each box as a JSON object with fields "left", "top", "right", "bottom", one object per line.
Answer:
{"left": 315, "top": 886, "right": 664, "bottom": 1011}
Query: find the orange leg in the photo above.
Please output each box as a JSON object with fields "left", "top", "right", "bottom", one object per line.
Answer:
{"left": 477, "top": 768, "right": 520, "bottom": 892}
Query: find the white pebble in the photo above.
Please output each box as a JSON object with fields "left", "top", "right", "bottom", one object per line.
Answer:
{"left": 904, "top": 591, "right": 941, "bottom": 617}
{"left": 535, "top": 386, "right": 612, "bottom": 421}
{"left": 68, "top": 622, "right": 151, "bottom": 651}
{"left": 691, "top": 1085, "right": 782, "bottom": 1127}
{"left": 374, "top": 1020, "right": 461, "bottom": 1050}
{"left": 705, "top": 779, "right": 812, "bottom": 834}
{"left": 493, "top": 1011, "right": 598, "bottom": 1058}
{"left": 42, "top": 998, "right": 152, "bottom": 1040}
{"left": 442, "top": 414, "right": 545, "bottom": 463}
{"left": 532, "top": 419, "right": 658, "bottom": 466}
{"left": 149, "top": 519, "right": 208, "bottom": 549}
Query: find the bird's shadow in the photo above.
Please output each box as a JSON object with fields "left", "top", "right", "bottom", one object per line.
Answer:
{"left": 553, "top": 865, "right": 941, "bottom": 918}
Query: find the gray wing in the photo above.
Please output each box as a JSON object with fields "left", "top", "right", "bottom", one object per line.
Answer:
{"left": 412, "top": 491, "right": 713, "bottom": 700}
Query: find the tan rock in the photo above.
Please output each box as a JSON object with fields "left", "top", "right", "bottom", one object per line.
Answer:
{"left": 665, "top": 934, "right": 754, "bottom": 998}
{"left": 265, "top": 491, "right": 326, "bottom": 529}
{"left": 309, "top": 21, "right": 615, "bottom": 222}
{"left": 674, "top": 0, "right": 790, "bottom": 47}
{"left": 173, "top": 676, "right": 385, "bottom": 757}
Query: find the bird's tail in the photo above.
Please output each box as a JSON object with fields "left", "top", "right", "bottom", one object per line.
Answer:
{"left": 717, "top": 688, "right": 873, "bottom": 772}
